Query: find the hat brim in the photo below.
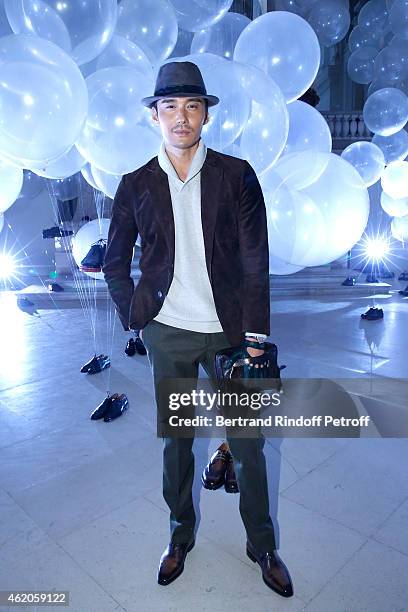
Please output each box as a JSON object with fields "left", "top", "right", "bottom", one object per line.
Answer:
{"left": 141, "top": 93, "right": 219, "bottom": 108}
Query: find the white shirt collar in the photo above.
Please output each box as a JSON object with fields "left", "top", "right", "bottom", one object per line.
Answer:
{"left": 158, "top": 138, "right": 207, "bottom": 191}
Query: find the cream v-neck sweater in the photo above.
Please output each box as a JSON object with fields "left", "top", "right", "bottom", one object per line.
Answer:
{"left": 153, "top": 138, "right": 224, "bottom": 333}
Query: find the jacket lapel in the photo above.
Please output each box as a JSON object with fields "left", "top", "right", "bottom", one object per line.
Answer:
{"left": 149, "top": 162, "right": 175, "bottom": 260}
{"left": 201, "top": 149, "right": 224, "bottom": 279}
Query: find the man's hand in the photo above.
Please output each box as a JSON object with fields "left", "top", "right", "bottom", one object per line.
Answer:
{"left": 246, "top": 337, "right": 264, "bottom": 357}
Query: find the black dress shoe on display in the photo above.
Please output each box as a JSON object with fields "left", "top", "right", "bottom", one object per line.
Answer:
{"left": 48, "top": 282, "right": 64, "bottom": 292}
{"left": 87, "top": 354, "right": 111, "bottom": 375}
{"left": 42, "top": 226, "right": 74, "bottom": 239}
{"left": 134, "top": 334, "right": 147, "bottom": 355}
{"left": 398, "top": 285, "right": 408, "bottom": 296}
{"left": 90, "top": 396, "right": 113, "bottom": 420}
{"left": 201, "top": 446, "right": 230, "bottom": 490}
{"left": 125, "top": 337, "right": 136, "bottom": 356}
{"left": 342, "top": 276, "right": 356, "bottom": 286}
{"left": 103, "top": 394, "right": 129, "bottom": 421}
{"left": 224, "top": 454, "right": 239, "bottom": 494}
{"left": 80, "top": 354, "right": 101, "bottom": 373}
{"left": 157, "top": 539, "right": 195, "bottom": 586}
{"left": 246, "top": 540, "right": 294, "bottom": 598}
{"left": 361, "top": 307, "right": 384, "bottom": 320}
{"left": 80, "top": 238, "right": 107, "bottom": 272}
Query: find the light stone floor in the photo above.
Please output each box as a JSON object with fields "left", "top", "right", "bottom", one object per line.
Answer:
{"left": 0, "top": 289, "right": 407, "bottom": 612}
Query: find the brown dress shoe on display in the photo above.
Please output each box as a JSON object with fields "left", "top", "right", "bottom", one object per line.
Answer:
{"left": 224, "top": 454, "right": 239, "bottom": 493}
{"left": 246, "top": 540, "right": 294, "bottom": 598}
{"left": 157, "top": 539, "right": 195, "bottom": 586}
{"left": 201, "top": 443, "right": 231, "bottom": 490}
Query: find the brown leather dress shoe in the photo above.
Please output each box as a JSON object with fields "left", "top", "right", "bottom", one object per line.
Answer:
{"left": 157, "top": 539, "right": 195, "bottom": 586}
{"left": 201, "top": 447, "right": 230, "bottom": 490}
{"left": 246, "top": 540, "right": 294, "bottom": 597}
{"left": 224, "top": 454, "right": 239, "bottom": 493}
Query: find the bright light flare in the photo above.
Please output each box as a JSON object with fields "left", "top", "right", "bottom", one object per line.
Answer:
{"left": 365, "top": 237, "right": 390, "bottom": 261}
{"left": 0, "top": 254, "right": 15, "bottom": 279}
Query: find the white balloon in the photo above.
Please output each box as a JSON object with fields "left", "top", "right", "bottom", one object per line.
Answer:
{"left": 265, "top": 186, "right": 327, "bottom": 267}
{"left": 96, "top": 35, "right": 153, "bottom": 78}
{"left": 117, "top": 0, "right": 178, "bottom": 63}
{"left": 381, "top": 190, "right": 408, "bottom": 216}
{"left": 359, "top": 0, "right": 389, "bottom": 33}
{"left": 191, "top": 12, "right": 250, "bottom": 60}
{"left": 390, "top": 0, "right": 408, "bottom": 40}
{"left": 301, "top": 154, "right": 370, "bottom": 265}
{"left": 92, "top": 167, "right": 123, "bottom": 199}
{"left": 0, "top": 160, "right": 23, "bottom": 213}
{"left": 72, "top": 218, "right": 111, "bottom": 280}
{"left": 391, "top": 214, "right": 408, "bottom": 240}
{"left": 372, "top": 129, "right": 408, "bottom": 163}
{"left": 81, "top": 164, "right": 100, "bottom": 191}
{"left": 373, "top": 44, "right": 408, "bottom": 84}
{"left": 363, "top": 87, "right": 408, "bottom": 136}
{"left": 269, "top": 253, "right": 304, "bottom": 275}
{"left": 309, "top": 0, "right": 351, "bottom": 47}
{"left": 368, "top": 76, "right": 408, "bottom": 96}
{"left": 272, "top": 101, "right": 331, "bottom": 189}
{"left": 169, "top": 0, "right": 233, "bottom": 32}
{"left": 381, "top": 160, "right": 408, "bottom": 198}
{"left": 273, "top": 151, "right": 331, "bottom": 191}
{"left": 234, "top": 11, "right": 320, "bottom": 103}
{"left": 76, "top": 67, "right": 159, "bottom": 174}
{"left": 347, "top": 46, "right": 378, "bottom": 85}
{"left": 30, "top": 146, "right": 86, "bottom": 179}
{"left": 341, "top": 141, "right": 385, "bottom": 186}
{"left": 240, "top": 99, "right": 288, "bottom": 174}
{"left": 348, "top": 25, "right": 382, "bottom": 52}
{"left": 5, "top": 0, "right": 118, "bottom": 66}
{"left": 0, "top": 34, "right": 88, "bottom": 165}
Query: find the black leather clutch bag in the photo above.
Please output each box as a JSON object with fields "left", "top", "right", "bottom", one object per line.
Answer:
{"left": 214, "top": 340, "right": 286, "bottom": 392}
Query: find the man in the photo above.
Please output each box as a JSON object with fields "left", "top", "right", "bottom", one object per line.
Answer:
{"left": 103, "top": 61, "right": 293, "bottom": 598}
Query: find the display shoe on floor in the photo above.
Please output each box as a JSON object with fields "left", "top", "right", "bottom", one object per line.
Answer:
{"left": 201, "top": 445, "right": 230, "bottom": 490}
{"left": 246, "top": 540, "right": 294, "bottom": 598}
{"left": 224, "top": 454, "right": 239, "bottom": 493}
{"left": 80, "top": 354, "right": 102, "bottom": 373}
{"left": 103, "top": 394, "right": 128, "bottom": 422}
{"left": 80, "top": 238, "right": 107, "bottom": 272}
{"left": 157, "top": 539, "right": 195, "bottom": 586}
{"left": 42, "top": 226, "right": 74, "bottom": 239}
{"left": 125, "top": 338, "right": 136, "bottom": 356}
{"left": 398, "top": 285, "right": 408, "bottom": 296}
{"left": 361, "top": 307, "right": 384, "bottom": 320}
{"left": 87, "top": 354, "right": 111, "bottom": 375}
{"left": 48, "top": 282, "right": 64, "bottom": 292}
{"left": 90, "top": 396, "right": 113, "bottom": 420}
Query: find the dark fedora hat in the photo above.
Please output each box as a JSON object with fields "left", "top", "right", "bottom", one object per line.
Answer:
{"left": 141, "top": 61, "right": 219, "bottom": 108}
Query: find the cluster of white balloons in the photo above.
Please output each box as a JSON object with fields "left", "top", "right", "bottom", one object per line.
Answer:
{"left": 343, "top": 0, "right": 408, "bottom": 244}
{"left": 348, "top": 1, "right": 408, "bottom": 139}
{"left": 271, "top": 0, "right": 350, "bottom": 47}
{"left": 0, "top": 0, "right": 372, "bottom": 277}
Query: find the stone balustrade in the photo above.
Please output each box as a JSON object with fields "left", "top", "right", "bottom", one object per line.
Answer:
{"left": 321, "top": 111, "right": 372, "bottom": 150}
